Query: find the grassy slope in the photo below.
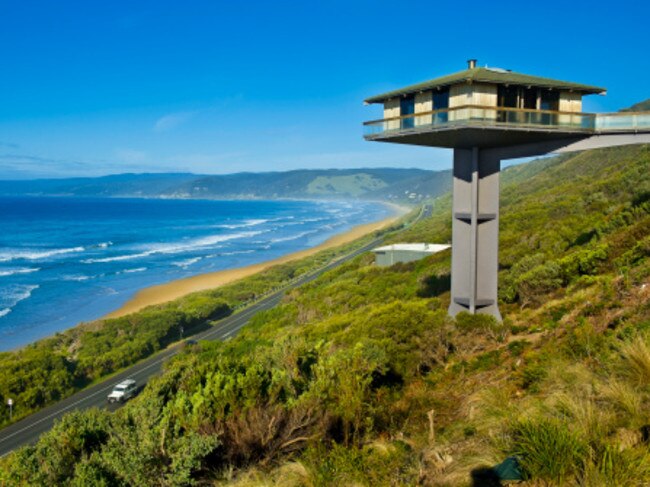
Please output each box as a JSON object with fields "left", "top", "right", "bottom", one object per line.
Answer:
{"left": 1, "top": 145, "right": 650, "bottom": 486}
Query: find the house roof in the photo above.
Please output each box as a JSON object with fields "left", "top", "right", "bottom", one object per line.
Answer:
{"left": 372, "top": 243, "right": 451, "bottom": 253}
{"left": 364, "top": 67, "right": 606, "bottom": 104}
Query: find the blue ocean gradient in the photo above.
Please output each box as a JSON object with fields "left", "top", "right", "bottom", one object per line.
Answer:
{"left": 0, "top": 197, "right": 392, "bottom": 350}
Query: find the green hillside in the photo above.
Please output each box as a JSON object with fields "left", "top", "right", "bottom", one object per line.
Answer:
{"left": 0, "top": 168, "right": 451, "bottom": 204}
{"left": 306, "top": 173, "right": 387, "bottom": 197}
{"left": 621, "top": 99, "right": 650, "bottom": 112}
{"left": 1, "top": 145, "right": 650, "bottom": 486}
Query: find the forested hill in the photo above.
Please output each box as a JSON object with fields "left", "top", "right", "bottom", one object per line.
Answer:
{"left": 1, "top": 144, "right": 650, "bottom": 485}
{"left": 622, "top": 98, "right": 650, "bottom": 111}
{"left": 0, "top": 168, "right": 450, "bottom": 203}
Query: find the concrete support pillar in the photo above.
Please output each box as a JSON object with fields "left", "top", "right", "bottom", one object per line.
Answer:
{"left": 448, "top": 147, "right": 502, "bottom": 321}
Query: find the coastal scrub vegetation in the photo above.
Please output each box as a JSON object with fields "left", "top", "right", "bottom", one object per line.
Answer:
{"left": 0, "top": 221, "right": 408, "bottom": 429}
{"left": 1, "top": 144, "right": 650, "bottom": 485}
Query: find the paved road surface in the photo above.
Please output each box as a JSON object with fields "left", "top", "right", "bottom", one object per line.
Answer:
{"left": 0, "top": 207, "right": 427, "bottom": 457}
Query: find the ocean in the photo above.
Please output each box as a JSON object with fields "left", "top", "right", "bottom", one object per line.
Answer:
{"left": 0, "top": 196, "right": 392, "bottom": 351}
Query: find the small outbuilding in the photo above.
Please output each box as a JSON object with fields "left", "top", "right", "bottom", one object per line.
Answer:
{"left": 372, "top": 243, "right": 450, "bottom": 267}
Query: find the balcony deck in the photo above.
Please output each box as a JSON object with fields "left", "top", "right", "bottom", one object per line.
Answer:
{"left": 363, "top": 105, "right": 650, "bottom": 149}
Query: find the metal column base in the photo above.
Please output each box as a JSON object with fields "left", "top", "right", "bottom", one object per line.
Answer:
{"left": 448, "top": 147, "right": 502, "bottom": 321}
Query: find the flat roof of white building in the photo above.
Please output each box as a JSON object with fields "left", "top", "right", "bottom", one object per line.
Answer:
{"left": 372, "top": 243, "right": 451, "bottom": 253}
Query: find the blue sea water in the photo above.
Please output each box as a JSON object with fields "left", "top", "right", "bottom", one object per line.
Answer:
{"left": 0, "top": 197, "right": 392, "bottom": 351}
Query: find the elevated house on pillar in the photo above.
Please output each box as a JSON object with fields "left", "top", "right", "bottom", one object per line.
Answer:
{"left": 364, "top": 60, "right": 650, "bottom": 320}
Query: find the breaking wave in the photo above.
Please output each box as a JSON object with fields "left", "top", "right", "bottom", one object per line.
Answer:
{"left": 0, "top": 267, "right": 41, "bottom": 277}
{"left": 0, "top": 247, "right": 85, "bottom": 263}
{"left": 83, "top": 231, "right": 263, "bottom": 264}
{"left": 0, "top": 284, "right": 39, "bottom": 319}
{"left": 172, "top": 257, "right": 202, "bottom": 267}
{"left": 268, "top": 229, "right": 320, "bottom": 244}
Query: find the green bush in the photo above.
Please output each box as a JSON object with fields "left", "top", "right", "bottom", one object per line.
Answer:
{"left": 564, "top": 321, "right": 607, "bottom": 360}
{"left": 455, "top": 312, "right": 502, "bottom": 337}
{"left": 516, "top": 261, "right": 564, "bottom": 304}
{"left": 520, "top": 361, "right": 547, "bottom": 392}
{"left": 558, "top": 243, "right": 609, "bottom": 280}
{"left": 507, "top": 340, "right": 529, "bottom": 357}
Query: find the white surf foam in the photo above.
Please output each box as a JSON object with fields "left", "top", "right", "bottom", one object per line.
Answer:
{"left": 210, "top": 250, "right": 255, "bottom": 257}
{"left": 172, "top": 257, "right": 202, "bottom": 267}
{"left": 269, "top": 229, "right": 320, "bottom": 244}
{"left": 0, "top": 267, "right": 41, "bottom": 277}
{"left": 83, "top": 230, "right": 262, "bottom": 264}
{"left": 219, "top": 219, "right": 270, "bottom": 229}
{"left": 0, "top": 247, "right": 85, "bottom": 262}
{"left": 0, "top": 284, "right": 39, "bottom": 318}
{"left": 119, "top": 267, "right": 147, "bottom": 274}
{"left": 61, "top": 274, "right": 92, "bottom": 282}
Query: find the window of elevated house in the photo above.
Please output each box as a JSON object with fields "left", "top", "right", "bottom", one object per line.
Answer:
{"left": 401, "top": 95, "right": 415, "bottom": 128}
{"left": 432, "top": 89, "right": 449, "bottom": 110}
{"left": 522, "top": 87, "right": 537, "bottom": 109}
{"left": 498, "top": 86, "right": 519, "bottom": 108}
{"left": 540, "top": 90, "right": 560, "bottom": 111}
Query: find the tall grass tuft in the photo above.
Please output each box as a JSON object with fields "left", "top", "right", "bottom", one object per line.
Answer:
{"left": 551, "top": 394, "right": 613, "bottom": 447}
{"left": 510, "top": 418, "right": 587, "bottom": 484}
{"left": 619, "top": 335, "right": 650, "bottom": 386}
{"left": 580, "top": 445, "right": 650, "bottom": 487}
{"left": 599, "top": 380, "right": 644, "bottom": 426}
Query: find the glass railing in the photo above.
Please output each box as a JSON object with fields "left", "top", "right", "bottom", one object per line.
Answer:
{"left": 596, "top": 112, "right": 650, "bottom": 131}
{"left": 364, "top": 106, "right": 650, "bottom": 137}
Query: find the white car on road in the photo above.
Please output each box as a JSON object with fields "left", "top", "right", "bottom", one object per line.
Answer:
{"left": 107, "top": 379, "right": 137, "bottom": 403}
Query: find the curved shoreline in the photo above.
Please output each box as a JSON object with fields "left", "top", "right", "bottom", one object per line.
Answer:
{"left": 105, "top": 206, "right": 409, "bottom": 319}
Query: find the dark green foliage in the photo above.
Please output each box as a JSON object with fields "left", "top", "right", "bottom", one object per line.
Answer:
{"left": 455, "top": 312, "right": 502, "bottom": 336}
{"left": 520, "top": 361, "right": 547, "bottom": 392}
{"left": 1, "top": 409, "right": 112, "bottom": 485}
{"left": 506, "top": 340, "right": 528, "bottom": 357}
{"left": 417, "top": 272, "right": 450, "bottom": 297}
{"left": 468, "top": 350, "right": 502, "bottom": 372}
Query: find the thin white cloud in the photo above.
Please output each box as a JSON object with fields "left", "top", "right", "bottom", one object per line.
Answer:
{"left": 153, "top": 111, "right": 196, "bottom": 132}
{"left": 0, "top": 152, "right": 145, "bottom": 179}
{"left": 115, "top": 148, "right": 148, "bottom": 164}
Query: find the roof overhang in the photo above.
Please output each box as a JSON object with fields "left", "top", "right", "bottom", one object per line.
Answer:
{"left": 365, "top": 67, "right": 607, "bottom": 104}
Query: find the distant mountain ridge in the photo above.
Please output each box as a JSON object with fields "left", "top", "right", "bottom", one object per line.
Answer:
{"left": 0, "top": 168, "right": 451, "bottom": 203}
{"left": 621, "top": 98, "right": 650, "bottom": 112}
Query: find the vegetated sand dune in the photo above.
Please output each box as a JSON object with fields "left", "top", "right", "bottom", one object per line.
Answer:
{"left": 106, "top": 212, "right": 406, "bottom": 318}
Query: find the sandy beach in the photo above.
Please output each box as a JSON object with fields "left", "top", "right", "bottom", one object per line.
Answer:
{"left": 105, "top": 206, "right": 409, "bottom": 318}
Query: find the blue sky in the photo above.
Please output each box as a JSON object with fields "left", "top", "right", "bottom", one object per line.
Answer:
{"left": 0, "top": 0, "right": 648, "bottom": 178}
